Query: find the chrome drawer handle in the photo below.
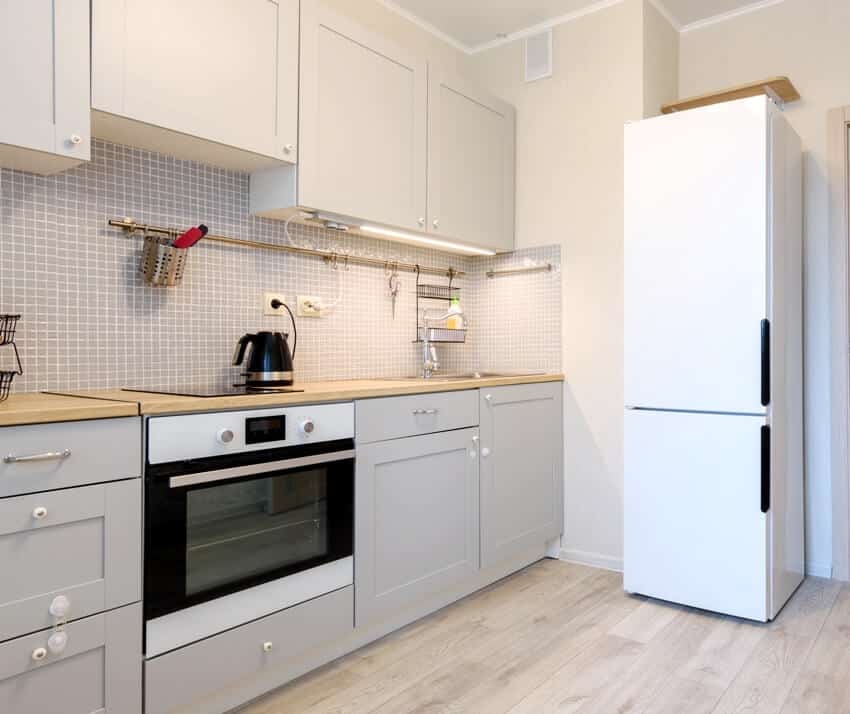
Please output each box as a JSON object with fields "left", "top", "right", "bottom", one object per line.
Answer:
{"left": 4, "top": 449, "right": 71, "bottom": 464}
{"left": 412, "top": 409, "right": 438, "bottom": 416}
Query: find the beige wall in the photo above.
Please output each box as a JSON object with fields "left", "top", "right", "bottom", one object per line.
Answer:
{"left": 680, "top": 0, "right": 850, "bottom": 576}
{"left": 469, "top": 0, "right": 675, "bottom": 568}
{"left": 643, "top": 1, "right": 679, "bottom": 117}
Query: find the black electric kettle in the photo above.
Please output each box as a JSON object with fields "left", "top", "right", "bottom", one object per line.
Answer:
{"left": 233, "top": 329, "right": 296, "bottom": 387}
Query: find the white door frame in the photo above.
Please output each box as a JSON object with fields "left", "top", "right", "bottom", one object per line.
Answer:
{"left": 828, "top": 106, "right": 850, "bottom": 581}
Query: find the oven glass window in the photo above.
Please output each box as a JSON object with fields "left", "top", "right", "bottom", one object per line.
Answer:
{"left": 185, "top": 467, "right": 329, "bottom": 596}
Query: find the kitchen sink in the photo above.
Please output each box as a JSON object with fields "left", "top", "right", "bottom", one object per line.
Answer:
{"left": 376, "top": 371, "right": 545, "bottom": 382}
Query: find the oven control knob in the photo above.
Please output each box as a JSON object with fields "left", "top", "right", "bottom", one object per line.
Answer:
{"left": 216, "top": 428, "right": 235, "bottom": 445}
{"left": 299, "top": 419, "right": 315, "bottom": 436}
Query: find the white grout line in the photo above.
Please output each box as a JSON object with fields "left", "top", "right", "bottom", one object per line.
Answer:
{"left": 680, "top": 0, "right": 785, "bottom": 33}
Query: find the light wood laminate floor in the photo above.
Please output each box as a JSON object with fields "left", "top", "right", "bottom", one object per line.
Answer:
{"left": 240, "top": 560, "right": 850, "bottom": 714}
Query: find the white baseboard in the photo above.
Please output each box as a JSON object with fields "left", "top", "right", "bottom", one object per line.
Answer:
{"left": 557, "top": 552, "right": 833, "bottom": 579}
{"left": 559, "top": 548, "right": 623, "bottom": 572}
{"left": 806, "top": 562, "right": 834, "bottom": 579}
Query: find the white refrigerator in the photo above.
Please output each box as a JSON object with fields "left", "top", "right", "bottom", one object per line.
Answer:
{"left": 623, "top": 96, "right": 804, "bottom": 622}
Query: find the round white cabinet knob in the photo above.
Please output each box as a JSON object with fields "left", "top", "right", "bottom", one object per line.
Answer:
{"left": 69, "top": 134, "right": 83, "bottom": 145}
{"left": 300, "top": 419, "right": 315, "bottom": 435}
{"left": 262, "top": 641, "right": 273, "bottom": 653}
{"left": 47, "top": 631, "right": 68, "bottom": 655}
{"left": 484, "top": 394, "right": 493, "bottom": 403}
{"left": 49, "top": 595, "right": 71, "bottom": 619}
{"left": 418, "top": 217, "right": 426, "bottom": 227}
{"left": 31, "top": 647, "right": 47, "bottom": 662}
{"left": 481, "top": 447, "right": 491, "bottom": 458}
{"left": 216, "top": 428, "right": 235, "bottom": 444}
{"left": 32, "top": 506, "right": 48, "bottom": 520}
{"left": 284, "top": 144, "right": 295, "bottom": 154}
{"left": 432, "top": 219, "right": 440, "bottom": 229}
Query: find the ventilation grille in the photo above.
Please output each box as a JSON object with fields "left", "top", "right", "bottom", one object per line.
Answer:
{"left": 525, "top": 29, "right": 553, "bottom": 83}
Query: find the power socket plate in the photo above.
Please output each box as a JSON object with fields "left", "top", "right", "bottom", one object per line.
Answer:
{"left": 263, "top": 293, "right": 287, "bottom": 317}
{"left": 297, "top": 296, "right": 322, "bottom": 318}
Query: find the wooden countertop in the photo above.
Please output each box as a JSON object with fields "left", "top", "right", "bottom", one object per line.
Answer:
{"left": 0, "top": 392, "right": 140, "bottom": 427}
{"left": 49, "top": 374, "right": 564, "bottom": 416}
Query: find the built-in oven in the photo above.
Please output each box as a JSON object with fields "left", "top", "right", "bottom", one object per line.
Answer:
{"left": 143, "top": 403, "right": 354, "bottom": 657}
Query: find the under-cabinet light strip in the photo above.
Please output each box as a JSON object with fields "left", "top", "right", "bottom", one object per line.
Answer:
{"left": 359, "top": 225, "right": 496, "bottom": 256}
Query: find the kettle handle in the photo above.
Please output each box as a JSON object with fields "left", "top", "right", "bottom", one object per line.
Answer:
{"left": 233, "top": 334, "right": 254, "bottom": 366}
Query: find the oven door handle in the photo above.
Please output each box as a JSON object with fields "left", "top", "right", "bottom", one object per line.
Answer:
{"left": 168, "top": 449, "right": 356, "bottom": 489}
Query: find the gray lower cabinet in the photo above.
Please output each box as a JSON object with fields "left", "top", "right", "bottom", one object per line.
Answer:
{"left": 0, "top": 417, "right": 141, "bottom": 498}
{"left": 0, "top": 602, "right": 142, "bottom": 714}
{"left": 355, "top": 428, "right": 480, "bottom": 627}
{"left": 145, "top": 586, "right": 354, "bottom": 714}
{"left": 0, "top": 479, "right": 141, "bottom": 642}
{"left": 479, "top": 383, "right": 564, "bottom": 568}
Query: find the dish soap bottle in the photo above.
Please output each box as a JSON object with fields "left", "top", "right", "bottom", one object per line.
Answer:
{"left": 446, "top": 296, "right": 463, "bottom": 330}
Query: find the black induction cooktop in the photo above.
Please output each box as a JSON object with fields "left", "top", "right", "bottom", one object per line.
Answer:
{"left": 122, "top": 384, "right": 304, "bottom": 398}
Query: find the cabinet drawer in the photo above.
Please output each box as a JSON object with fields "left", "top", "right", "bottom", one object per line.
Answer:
{"left": 0, "top": 417, "right": 141, "bottom": 497}
{"left": 145, "top": 586, "right": 353, "bottom": 714}
{"left": 356, "top": 390, "right": 478, "bottom": 443}
{"left": 0, "top": 480, "right": 141, "bottom": 642}
{"left": 0, "top": 603, "right": 141, "bottom": 714}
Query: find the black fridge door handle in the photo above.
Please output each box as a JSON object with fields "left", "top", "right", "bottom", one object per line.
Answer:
{"left": 761, "top": 319, "right": 771, "bottom": 407}
{"left": 761, "top": 425, "right": 771, "bottom": 514}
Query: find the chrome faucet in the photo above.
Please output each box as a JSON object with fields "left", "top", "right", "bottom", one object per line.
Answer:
{"left": 421, "top": 308, "right": 466, "bottom": 379}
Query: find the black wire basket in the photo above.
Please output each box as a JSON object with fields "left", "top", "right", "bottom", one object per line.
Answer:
{"left": 0, "top": 314, "right": 20, "bottom": 346}
{"left": 0, "top": 343, "right": 23, "bottom": 403}
{"left": 0, "top": 315, "right": 23, "bottom": 402}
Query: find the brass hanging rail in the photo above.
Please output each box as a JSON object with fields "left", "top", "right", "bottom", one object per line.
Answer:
{"left": 486, "top": 263, "right": 552, "bottom": 278}
{"left": 107, "top": 218, "right": 465, "bottom": 278}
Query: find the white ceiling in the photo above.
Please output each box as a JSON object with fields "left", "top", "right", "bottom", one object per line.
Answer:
{"left": 381, "top": 0, "right": 782, "bottom": 51}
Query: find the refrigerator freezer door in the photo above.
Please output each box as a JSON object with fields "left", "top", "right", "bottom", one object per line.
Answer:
{"left": 624, "top": 408, "right": 769, "bottom": 621}
{"left": 625, "top": 97, "right": 768, "bottom": 414}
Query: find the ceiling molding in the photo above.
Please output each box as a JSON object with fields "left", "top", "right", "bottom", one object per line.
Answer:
{"left": 377, "top": 0, "right": 787, "bottom": 55}
{"left": 468, "top": 0, "right": 626, "bottom": 54}
{"left": 680, "top": 0, "right": 785, "bottom": 33}
{"left": 375, "top": 0, "right": 472, "bottom": 53}
{"left": 646, "top": 0, "right": 682, "bottom": 31}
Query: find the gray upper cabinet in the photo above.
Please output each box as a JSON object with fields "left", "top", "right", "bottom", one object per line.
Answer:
{"left": 91, "top": 0, "right": 299, "bottom": 171}
{"left": 479, "top": 383, "right": 563, "bottom": 568}
{"left": 0, "top": 603, "right": 142, "bottom": 714}
{"left": 0, "top": 0, "right": 91, "bottom": 174}
{"left": 428, "top": 72, "right": 516, "bottom": 252}
{"left": 251, "top": 0, "right": 516, "bottom": 254}
{"left": 253, "top": 0, "right": 428, "bottom": 230}
{"left": 355, "top": 428, "right": 480, "bottom": 628}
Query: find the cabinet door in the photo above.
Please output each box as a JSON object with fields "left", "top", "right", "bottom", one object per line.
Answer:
{"left": 356, "top": 429, "right": 479, "bottom": 627}
{"left": 479, "top": 383, "right": 563, "bottom": 568}
{"left": 92, "top": 0, "right": 297, "bottom": 166}
{"left": 299, "top": 0, "right": 427, "bottom": 230}
{"left": 0, "top": 480, "right": 141, "bottom": 642}
{"left": 0, "top": 603, "right": 141, "bottom": 714}
{"left": 428, "top": 72, "right": 515, "bottom": 252}
{"left": 0, "top": 0, "right": 90, "bottom": 174}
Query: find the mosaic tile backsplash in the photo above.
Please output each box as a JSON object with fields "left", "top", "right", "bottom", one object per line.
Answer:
{"left": 0, "top": 140, "right": 561, "bottom": 393}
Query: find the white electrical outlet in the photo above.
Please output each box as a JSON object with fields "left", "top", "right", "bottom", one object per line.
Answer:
{"left": 297, "top": 296, "right": 322, "bottom": 318}
{"left": 263, "top": 293, "right": 287, "bottom": 317}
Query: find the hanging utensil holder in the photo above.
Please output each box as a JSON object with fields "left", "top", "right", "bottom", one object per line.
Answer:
{"left": 141, "top": 235, "right": 188, "bottom": 287}
{"left": 0, "top": 315, "right": 23, "bottom": 403}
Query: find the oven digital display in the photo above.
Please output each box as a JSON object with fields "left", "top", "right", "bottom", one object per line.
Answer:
{"left": 245, "top": 416, "right": 286, "bottom": 444}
